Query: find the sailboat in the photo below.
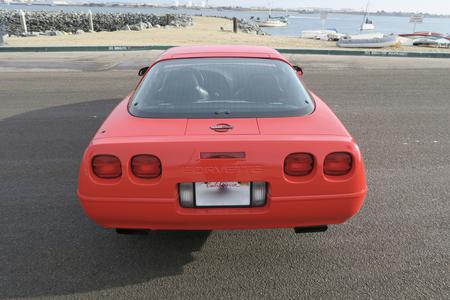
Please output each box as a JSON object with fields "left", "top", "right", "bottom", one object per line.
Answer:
{"left": 361, "top": 18, "right": 375, "bottom": 31}
{"left": 255, "top": 5, "right": 288, "bottom": 27}
{"left": 257, "top": 18, "right": 288, "bottom": 27}
{"left": 360, "top": 1, "right": 375, "bottom": 31}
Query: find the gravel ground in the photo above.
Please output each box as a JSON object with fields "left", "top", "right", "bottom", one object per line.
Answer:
{"left": 0, "top": 52, "right": 449, "bottom": 299}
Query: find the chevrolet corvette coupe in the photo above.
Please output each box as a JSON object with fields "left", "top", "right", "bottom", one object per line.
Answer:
{"left": 77, "top": 45, "right": 367, "bottom": 234}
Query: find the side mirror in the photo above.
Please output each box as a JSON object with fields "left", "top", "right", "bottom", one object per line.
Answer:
{"left": 138, "top": 66, "right": 149, "bottom": 76}
{"left": 293, "top": 65, "right": 303, "bottom": 77}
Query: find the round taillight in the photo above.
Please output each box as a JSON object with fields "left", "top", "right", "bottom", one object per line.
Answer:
{"left": 92, "top": 155, "right": 122, "bottom": 179}
{"left": 131, "top": 155, "right": 161, "bottom": 179}
{"left": 284, "top": 153, "right": 314, "bottom": 176}
{"left": 324, "top": 152, "right": 353, "bottom": 176}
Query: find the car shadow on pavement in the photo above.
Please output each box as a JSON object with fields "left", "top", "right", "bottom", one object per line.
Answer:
{"left": 0, "top": 99, "right": 211, "bottom": 298}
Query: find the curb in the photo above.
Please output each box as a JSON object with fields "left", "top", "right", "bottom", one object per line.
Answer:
{"left": 0, "top": 45, "right": 449, "bottom": 58}
{"left": 276, "top": 48, "right": 450, "bottom": 59}
{"left": 0, "top": 45, "right": 172, "bottom": 52}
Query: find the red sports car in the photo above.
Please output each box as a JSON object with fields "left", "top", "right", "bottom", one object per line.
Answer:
{"left": 77, "top": 45, "right": 367, "bottom": 234}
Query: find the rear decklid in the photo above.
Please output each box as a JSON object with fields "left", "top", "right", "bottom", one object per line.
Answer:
{"left": 185, "top": 119, "right": 260, "bottom": 135}
{"left": 255, "top": 92, "right": 349, "bottom": 137}
{"left": 95, "top": 94, "right": 349, "bottom": 140}
{"left": 94, "top": 98, "right": 186, "bottom": 139}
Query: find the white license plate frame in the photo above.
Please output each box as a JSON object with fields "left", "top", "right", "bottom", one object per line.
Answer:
{"left": 195, "top": 182, "right": 251, "bottom": 207}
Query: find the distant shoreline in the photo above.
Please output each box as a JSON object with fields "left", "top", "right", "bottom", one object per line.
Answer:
{"left": 3, "top": 2, "right": 450, "bottom": 19}
{"left": 4, "top": 16, "right": 450, "bottom": 55}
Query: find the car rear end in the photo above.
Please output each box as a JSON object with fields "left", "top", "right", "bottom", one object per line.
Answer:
{"left": 78, "top": 104, "right": 367, "bottom": 231}
{"left": 77, "top": 51, "right": 367, "bottom": 231}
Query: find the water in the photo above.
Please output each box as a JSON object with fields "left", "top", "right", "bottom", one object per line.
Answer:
{"left": 1, "top": 4, "right": 450, "bottom": 36}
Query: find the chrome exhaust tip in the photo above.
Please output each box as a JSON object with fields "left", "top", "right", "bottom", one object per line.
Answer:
{"left": 115, "top": 228, "right": 149, "bottom": 235}
{"left": 294, "top": 225, "right": 328, "bottom": 234}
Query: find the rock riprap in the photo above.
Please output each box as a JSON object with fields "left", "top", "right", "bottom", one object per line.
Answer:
{"left": 0, "top": 9, "right": 193, "bottom": 36}
{"left": 238, "top": 19, "right": 266, "bottom": 35}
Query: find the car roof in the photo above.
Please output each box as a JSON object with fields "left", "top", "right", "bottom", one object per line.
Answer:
{"left": 155, "top": 45, "right": 288, "bottom": 62}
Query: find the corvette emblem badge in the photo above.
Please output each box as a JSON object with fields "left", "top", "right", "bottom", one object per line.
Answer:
{"left": 210, "top": 123, "right": 233, "bottom": 132}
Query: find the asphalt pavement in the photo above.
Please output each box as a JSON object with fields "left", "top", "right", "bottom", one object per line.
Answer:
{"left": 0, "top": 52, "right": 449, "bottom": 299}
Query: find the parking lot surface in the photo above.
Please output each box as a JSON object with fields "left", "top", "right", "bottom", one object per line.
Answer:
{"left": 0, "top": 52, "right": 449, "bottom": 299}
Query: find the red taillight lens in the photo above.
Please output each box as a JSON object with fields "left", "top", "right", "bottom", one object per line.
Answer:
{"left": 324, "top": 152, "right": 353, "bottom": 176}
{"left": 92, "top": 155, "right": 122, "bottom": 179}
{"left": 284, "top": 153, "right": 314, "bottom": 176}
{"left": 131, "top": 155, "right": 161, "bottom": 179}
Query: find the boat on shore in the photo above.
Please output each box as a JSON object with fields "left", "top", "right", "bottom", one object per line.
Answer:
{"left": 301, "top": 29, "right": 336, "bottom": 39}
{"left": 348, "top": 32, "right": 385, "bottom": 39}
{"left": 399, "top": 32, "right": 449, "bottom": 40}
{"left": 337, "top": 34, "right": 398, "bottom": 48}
{"left": 412, "top": 37, "right": 450, "bottom": 47}
{"left": 436, "top": 38, "right": 450, "bottom": 47}
{"left": 413, "top": 38, "right": 438, "bottom": 46}
{"left": 327, "top": 32, "right": 347, "bottom": 41}
{"left": 398, "top": 32, "right": 450, "bottom": 47}
{"left": 397, "top": 36, "right": 414, "bottom": 46}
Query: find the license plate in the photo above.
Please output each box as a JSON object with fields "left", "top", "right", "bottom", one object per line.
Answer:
{"left": 195, "top": 182, "right": 250, "bottom": 207}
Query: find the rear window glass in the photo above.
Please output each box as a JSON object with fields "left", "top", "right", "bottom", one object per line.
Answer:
{"left": 129, "top": 58, "right": 314, "bottom": 118}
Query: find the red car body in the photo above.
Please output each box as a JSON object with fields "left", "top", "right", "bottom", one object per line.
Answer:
{"left": 77, "top": 46, "right": 367, "bottom": 231}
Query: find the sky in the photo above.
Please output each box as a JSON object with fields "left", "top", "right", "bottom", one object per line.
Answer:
{"left": 122, "top": 1, "right": 450, "bottom": 15}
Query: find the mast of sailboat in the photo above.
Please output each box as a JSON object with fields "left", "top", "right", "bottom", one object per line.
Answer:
{"left": 361, "top": 0, "right": 370, "bottom": 30}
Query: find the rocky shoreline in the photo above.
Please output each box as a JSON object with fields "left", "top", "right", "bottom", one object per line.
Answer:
{"left": 238, "top": 19, "right": 266, "bottom": 35}
{"left": 0, "top": 9, "right": 193, "bottom": 36}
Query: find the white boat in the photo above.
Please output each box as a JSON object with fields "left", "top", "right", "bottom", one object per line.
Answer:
{"left": 412, "top": 38, "right": 450, "bottom": 47}
{"left": 349, "top": 32, "right": 384, "bottom": 39}
{"left": 397, "top": 36, "right": 414, "bottom": 46}
{"left": 301, "top": 29, "right": 336, "bottom": 39}
{"left": 361, "top": 18, "right": 375, "bottom": 31}
{"left": 328, "top": 32, "right": 347, "bottom": 41}
{"left": 337, "top": 34, "right": 398, "bottom": 48}
{"left": 360, "top": 1, "right": 375, "bottom": 31}
{"left": 255, "top": 6, "right": 288, "bottom": 28}
{"left": 413, "top": 38, "right": 437, "bottom": 46}
{"left": 436, "top": 38, "right": 450, "bottom": 47}
{"left": 256, "top": 18, "right": 287, "bottom": 27}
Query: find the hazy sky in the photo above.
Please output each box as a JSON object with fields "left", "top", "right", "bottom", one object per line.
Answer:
{"left": 143, "top": 1, "right": 450, "bottom": 14}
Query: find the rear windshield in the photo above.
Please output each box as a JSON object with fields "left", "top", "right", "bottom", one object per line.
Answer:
{"left": 129, "top": 58, "right": 314, "bottom": 118}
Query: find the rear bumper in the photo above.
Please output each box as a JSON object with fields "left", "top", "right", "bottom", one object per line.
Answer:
{"left": 78, "top": 190, "right": 366, "bottom": 230}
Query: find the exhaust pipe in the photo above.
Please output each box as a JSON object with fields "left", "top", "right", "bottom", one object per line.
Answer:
{"left": 115, "top": 228, "right": 149, "bottom": 235}
{"left": 294, "top": 225, "right": 328, "bottom": 234}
